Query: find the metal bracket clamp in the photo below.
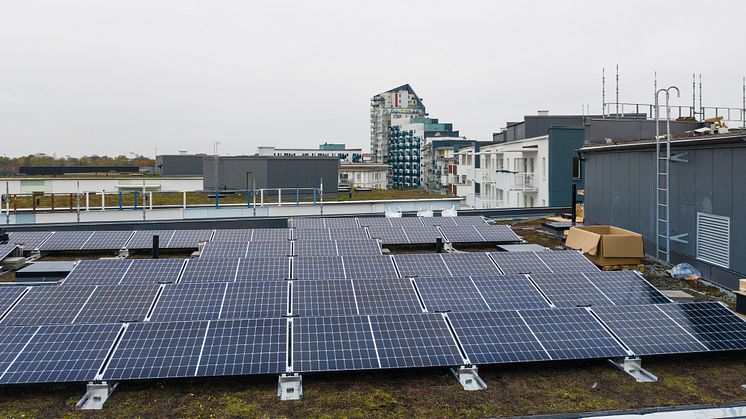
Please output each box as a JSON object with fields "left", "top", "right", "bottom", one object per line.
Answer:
{"left": 670, "top": 233, "right": 689, "bottom": 244}
{"left": 277, "top": 373, "right": 303, "bottom": 400}
{"left": 670, "top": 152, "right": 689, "bottom": 163}
{"left": 450, "top": 366, "right": 487, "bottom": 391}
{"left": 76, "top": 381, "right": 118, "bottom": 410}
{"left": 609, "top": 357, "right": 658, "bottom": 382}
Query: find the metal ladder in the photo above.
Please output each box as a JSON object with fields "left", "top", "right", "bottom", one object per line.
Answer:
{"left": 655, "top": 132, "right": 670, "bottom": 262}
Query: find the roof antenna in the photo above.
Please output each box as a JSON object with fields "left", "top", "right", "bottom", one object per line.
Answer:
{"left": 602, "top": 67, "right": 606, "bottom": 117}
{"left": 654, "top": 71, "right": 657, "bottom": 120}
{"left": 698, "top": 74, "right": 703, "bottom": 114}
{"left": 742, "top": 76, "right": 745, "bottom": 129}
{"left": 692, "top": 73, "right": 696, "bottom": 118}
{"left": 615, "top": 64, "right": 620, "bottom": 118}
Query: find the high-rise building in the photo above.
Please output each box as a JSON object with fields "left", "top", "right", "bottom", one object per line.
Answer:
{"left": 369, "top": 84, "right": 426, "bottom": 165}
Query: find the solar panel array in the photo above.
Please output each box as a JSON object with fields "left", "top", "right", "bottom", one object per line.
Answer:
{"left": 0, "top": 243, "right": 18, "bottom": 261}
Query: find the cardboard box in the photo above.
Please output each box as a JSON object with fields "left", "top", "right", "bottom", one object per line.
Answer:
{"left": 565, "top": 225, "right": 644, "bottom": 267}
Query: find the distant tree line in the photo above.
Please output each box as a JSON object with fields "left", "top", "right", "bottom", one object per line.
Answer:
{"left": 0, "top": 154, "right": 155, "bottom": 173}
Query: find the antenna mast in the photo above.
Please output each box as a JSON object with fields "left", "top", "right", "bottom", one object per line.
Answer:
{"left": 602, "top": 67, "right": 606, "bottom": 117}
{"left": 213, "top": 141, "right": 220, "bottom": 191}
{"left": 615, "top": 64, "right": 619, "bottom": 118}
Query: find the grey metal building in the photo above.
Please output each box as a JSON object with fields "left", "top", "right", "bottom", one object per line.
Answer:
{"left": 202, "top": 156, "right": 339, "bottom": 195}
{"left": 156, "top": 155, "right": 205, "bottom": 176}
{"left": 581, "top": 133, "right": 746, "bottom": 290}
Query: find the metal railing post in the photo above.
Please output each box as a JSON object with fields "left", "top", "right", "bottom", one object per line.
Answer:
{"left": 296, "top": 188, "right": 299, "bottom": 207}
{"left": 133, "top": 191, "right": 138, "bottom": 210}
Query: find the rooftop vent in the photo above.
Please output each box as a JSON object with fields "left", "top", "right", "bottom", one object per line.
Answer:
{"left": 696, "top": 212, "right": 730, "bottom": 269}
{"left": 537, "top": 110, "right": 549, "bottom": 116}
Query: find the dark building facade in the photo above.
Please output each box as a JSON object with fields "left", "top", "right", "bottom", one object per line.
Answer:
{"left": 156, "top": 155, "right": 205, "bottom": 176}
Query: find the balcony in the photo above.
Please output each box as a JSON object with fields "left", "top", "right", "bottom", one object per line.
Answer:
{"left": 513, "top": 173, "right": 538, "bottom": 191}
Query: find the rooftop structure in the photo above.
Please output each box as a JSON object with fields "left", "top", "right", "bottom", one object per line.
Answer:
{"left": 257, "top": 145, "right": 363, "bottom": 163}
{"left": 370, "top": 84, "right": 427, "bottom": 165}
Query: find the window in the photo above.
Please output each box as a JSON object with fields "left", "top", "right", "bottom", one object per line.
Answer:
{"left": 542, "top": 158, "right": 546, "bottom": 181}
{"left": 572, "top": 156, "right": 581, "bottom": 178}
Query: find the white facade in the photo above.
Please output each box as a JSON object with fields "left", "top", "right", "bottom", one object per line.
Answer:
{"left": 339, "top": 164, "right": 387, "bottom": 190}
{"left": 256, "top": 146, "right": 363, "bottom": 163}
{"left": 369, "top": 84, "right": 426, "bottom": 164}
{"left": 455, "top": 135, "right": 550, "bottom": 209}
{"left": 0, "top": 176, "right": 204, "bottom": 195}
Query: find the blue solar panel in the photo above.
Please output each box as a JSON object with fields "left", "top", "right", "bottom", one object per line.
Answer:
{"left": 323, "top": 218, "right": 359, "bottom": 229}
{"left": 471, "top": 275, "right": 552, "bottom": 311}
{"left": 0, "top": 325, "right": 39, "bottom": 375}
{"left": 252, "top": 229, "right": 291, "bottom": 241}
{"left": 126, "top": 230, "right": 173, "bottom": 250}
{"left": 342, "top": 256, "right": 398, "bottom": 279}
{"left": 180, "top": 259, "right": 240, "bottom": 283}
{"left": 488, "top": 252, "right": 552, "bottom": 275}
{"left": 328, "top": 228, "right": 369, "bottom": 240}
{"left": 293, "top": 256, "right": 346, "bottom": 280}
{"left": 402, "top": 227, "right": 444, "bottom": 244}
{"left": 292, "top": 280, "right": 358, "bottom": 316}
{"left": 80, "top": 231, "right": 134, "bottom": 251}
{"left": 123, "top": 259, "right": 185, "bottom": 285}
{"left": 149, "top": 283, "right": 226, "bottom": 322}
{"left": 471, "top": 224, "right": 522, "bottom": 243}
{"left": 200, "top": 242, "right": 248, "bottom": 259}
{"left": 535, "top": 250, "right": 599, "bottom": 273}
{"left": 0, "top": 243, "right": 18, "bottom": 261}
{"left": 448, "top": 311, "right": 552, "bottom": 364}
{"left": 103, "top": 321, "right": 207, "bottom": 380}
{"left": 62, "top": 259, "right": 132, "bottom": 286}
{"left": 393, "top": 254, "right": 451, "bottom": 278}
{"left": 529, "top": 273, "right": 614, "bottom": 307}
{"left": 335, "top": 240, "right": 382, "bottom": 256}
{"left": 73, "top": 285, "right": 160, "bottom": 324}
{"left": 583, "top": 271, "right": 671, "bottom": 305}
{"left": 366, "top": 226, "right": 409, "bottom": 245}
{"left": 292, "top": 229, "right": 332, "bottom": 241}
{"left": 0, "top": 323, "right": 122, "bottom": 384}
{"left": 368, "top": 313, "right": 464, "bottom": 369}
{"left": 292, "top": 316, "right": 379, "bottom": 372}
{"left": 211, "top": 229, "right": 253, "bottom": 242}
{"left": 518, "top": 308, "right": 628, "bottom": 360}
{"left": 235, "top": 257, "right": 289, "bottom": 281}
{"left": 439, "top": 253, "right": 501, "bottom": 277}
{"left": 2, "top": 285, "right": 97, "bottom": 326}
{"left": 0, "top": 287, "right": 28, "bottom": 316}
{"left": 220, "top": 282, "right": 288, "bottom": 320}
{"left": 8, "top": 231, "right": 54, "bottom": 250}
{"left": 657, "top": 302, "right": 746, "bottom": 351}
{"left": 38, "top": 231, "right": 94, "bottom": 251}
{"left": 197, "top": 318, "right": 287, "bottom": 376}
{"left": 166, "top": 230, "right": 213, "bottom": 249}
{"left": 292, "top": 218, "right": 326, "bottom": 228}
{"left": 245, "top": 241, "right": 291, "bottom": 258}
{"left": 294, "top": 240, "right": 338, "bottom": 257}
{"left": 414, "top": 277, "right": 491, "bottom": 313}
{"left": 354, "top": 279, "right": 423, "bottom": 315}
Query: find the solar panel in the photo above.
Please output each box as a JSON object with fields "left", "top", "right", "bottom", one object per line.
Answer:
{"left": 180, "top": 258, "right": 240, "bottom": 283}
{"left": 211, "top": 229, "right": 253, "bottom": 242}
{"left": 439, "top": 253, "right": 501, "bottom": 277}
{"left": 294, "top": 240, "right": 338, "bottom": 257}
{"left": 0, "top": 323, "right": 122, "bottom": 384}
{"left": 252, "top": 229, "right": 291, "bottom": 241}
{"left": 200, "top": 241, "right": 248, "bottom": 259}
{"left": 292, "top": 280, "right": 358, "bottom": 316}
{"left": 393, "top": 254, "right": 452, "bottom": 278}
{"left": 535, "top": 250, "right": 599, "bottom": 273}
{"left": 657, "top": 302, "right": 746, "bottom": 351}
{"left": 123, "top": 259, "right": 185, "bottom": 285}
{"left": 439, "top": 226, "right": 485, "bottom": 243}
{"left": 583, "top": 271, "right": 671, "bottom": 305}
{"left": 197, "top": 318, "right": 287, "bottom": 376}
{"left": 38, "top": 231, "right": 94, "bottom": 251}
{"left": 167, "top": 229, "right": 212, "bottom": 249}
{"left": 472, "top": 224, "right": 522, "bottom": 243}
{"left": 8, "top": 231, "right": 54, "bottom": 250}
{"left": 0, "top": 287, "right": 26, "bottom": 315}
{"left": 103, "top": 321, "right": 208, "bottom": 380}
{"left": 293, "top": 256, "right": 346, "bottom": 279}
{"left": 488, "top": 252, "right": 552, "bottom": 274}
{"left": 292, "top": 316, "right": 378, "bottom": 372}
{"left": 591, "top": 305, "right": 709, "bottom": 356}
{"left": 221, "top": 282, "right": 288, "bottom": 319}
{"left": 451, "top": 216, "right": 489, "bottom": 227}
{"left": 518, "top": 308, "right": 628, "bottom": 360}
{"left": 1, "top": 285, "right": 97, "bottom": 326}
{"left": 328, "top": 228, "right": 369, "bottom": 240}
{"left": 354, "top": 279, "right": 423, "bottom": 315}
{"left": 335, "top": 240, "right": 382, "bottom": 256}
{"left": 79, "top": 231, "right": 133, "bottom": 251}
{"left": 529, "top": 273, "right": 614, "bottom": 308}
{"left": 0, "top": 243, "right": 18, "bottom": 261}
{"left": 323, "top": 218, "right": 359, "bottom": 228}
{"left": 0, "top": 325, "right": 38, "bottom": 375}
{"left": 292, "top": 229, "right": 331, "bottom": 241}
{"left": 421, "top": 217, "right": 457, "bottom": 227}
{"left": 368, "top": 313, "right": 464, "bottom": 368}
{"left": 342, "top": 256, "right": 398, "bottom": 279}
{"left": 235, "top": 257, "right": 289, "bottom": 281}
{"left": 358, "top": 217, "right": 391, "bottom": 228}
{"left": 448, "top": 311, "right": 552, "bottom": 364}
{"left": 149, "top": 282, "right": 226, "bottom": 322}
{"left": 414, "top": 277, "right": 491, "bottom": 313}
{"left": 62, "top": 259, "right": 132, "bottom": 286}
{"left": 246, "top": 241, "right": 291, "bottom": 258}
{"left": 403, "top": 227, "right": 444, "bottom": 245}
{"left": 292, "top": 218, "right": 326, "bottom": 229}
{"left": 73, "top": 285, "right": 160, "bottom": 324}
{"left": 366, "top": 226, "right": 409, "bottom": 245}
{"left": 471, "top": 275, "right": 552, "bottom": 311}
{"left": 388, "top": 217, "right": 425, "bottom": 228}
{"left": 126, "top": 230, "right": 174, "bottom": 250}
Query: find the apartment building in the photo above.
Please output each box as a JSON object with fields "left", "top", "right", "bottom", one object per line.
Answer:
{"left": 370, "top": 84, "right": 426, "bottom": 165}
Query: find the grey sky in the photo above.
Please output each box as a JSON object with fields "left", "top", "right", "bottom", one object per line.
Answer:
{"left": 1, "top": 0, "right": 745, "bottom": 158}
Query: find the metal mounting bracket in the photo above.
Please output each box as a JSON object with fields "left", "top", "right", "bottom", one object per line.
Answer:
{"left": 670, "top": 152, "right": 689, "bottom": 163}
{"left": 450, "top": 366, "right": 487, "bottom": 390}
{"left": 76, "top": 381, "right": 118, "bottom": 410}
{"left": 609, "top": 357, "right": 657, "bottom": 382}
{"left": 670, "top": 233, "right": 689, "bottom": 244}
{"left": 277, "top": 373, "right": 303, "bottom": 400}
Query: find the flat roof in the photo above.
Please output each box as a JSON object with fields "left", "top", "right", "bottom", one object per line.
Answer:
{"left": 580, "top": 132, "right": 746, "bottom": 152}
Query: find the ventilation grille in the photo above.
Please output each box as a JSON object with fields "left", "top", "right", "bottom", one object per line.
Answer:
{"left": 696, "top": 212, "right": 730, "bottom": 269}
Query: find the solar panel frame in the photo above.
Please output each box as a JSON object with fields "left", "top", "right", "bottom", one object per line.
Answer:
{"left": 73, "top": 284, "right": 160, "bottom": 324}
{"left": 235, "top": 257, "right": 290, "bottom": 281}
{"left": 470, "top": 274, "right": 552, "bottom": 311}
{"left": 292, "top": 280, "right": 358, "bottom": 316}
{"left": 448, "top": 311, "right": 552, "bottom": 364}
{"left": 293, "top": 256, "right": 347, "bottom": 280}
{"left": 368, "top": 313, "right": 464, "bottom": 369}
{"left": 122, "top": 259, "right": 185, "bottom": 285}
{"left": 103, "top": 320, "right": 208, "bottom": 380}
{"left": 197, "top": 318, "right": 287, "bottom": 377}
{"left": 439, "top": 253, "right": 502, "bottom": 277}
{"left": 583, "top": 271, "right": 671, "bottom": 306}
{"left": 529, "top": 272, "right": 615, "bottom": 308}
{"left": 38, "top": 231, "right": 94, "bottom": 251}
{"left": 292, "top": 316, "right": 379, "bottom": 373}
{"left": 245, "top": 241, "right": 292, "bottom": 258}
{"left": 62, "top": 259, "right": 132, "bottom": 286}
{"left": 393, "top": 254, "right": 452, "bottom": 278}
{"left": 591, "top": 305, "right": 709, "bottom": 356}
{"left": 180, "top": 258, "right": 240, "bottom": 283}
{"left": 518, "top": 307, "right": 628, "bottom": 360}
{"left": 1, "top": 285, "right": 97, "bottom": 326}
{"left": 342, "top": 256, "right": 399, "bottom": 279}
{"left": 220, "top": 281, "right": 288, "bottom": 319}
{"left": 488, "top": 252, "right": 552, "bottom": 275}
{"left": 0, "top": 323, "right": 123, "bottom": 384}
{"left": 414, "top": 277, "right": 491, "bottom": 313}
{"left": 535, "top": 250, "right": 599, "bottom": 273}
{"left": 354, "top": 279, "right": 423, "bottom": 315}
{"left": 149, "top": 282, "right": 227, "bottom": 322}
{"left": 79, "top": 231, "right": 134, "bottom": 251}
{"left": 658, "top": 302, "right": 746, "bottom": 351}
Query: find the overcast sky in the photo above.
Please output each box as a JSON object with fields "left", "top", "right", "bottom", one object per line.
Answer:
{"left": 1, "top": 1, "right": 745, "bottom": 158}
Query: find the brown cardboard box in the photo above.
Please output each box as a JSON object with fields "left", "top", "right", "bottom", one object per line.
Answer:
{"left": 565, "top": 226, "right": 644, "bottom": 267}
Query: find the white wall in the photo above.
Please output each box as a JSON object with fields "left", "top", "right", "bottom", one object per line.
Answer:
{"left": 0, "top": 177, "right": 204, "bottom": 194}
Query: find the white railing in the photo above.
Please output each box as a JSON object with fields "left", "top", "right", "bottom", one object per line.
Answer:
{"left": 512, "top": 173, "right": 537, "bottom": 190}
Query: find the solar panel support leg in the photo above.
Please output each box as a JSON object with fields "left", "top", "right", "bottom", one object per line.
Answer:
{"left": 609, "top": 357, "right": 657, "bottom": 383}
{"left": 278, "top": 374, "right": 303, "bottom": 400}
{"left": 451, "top": 366, "right": 487, "bottom": 391}
{"left": 76, "top": 381, "right": 118, "bottom": 410}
